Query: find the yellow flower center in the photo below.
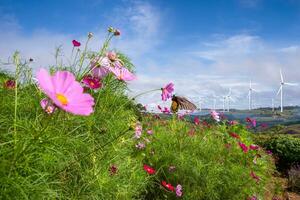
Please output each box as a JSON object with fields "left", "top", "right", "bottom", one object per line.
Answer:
{"left": 90, "top": 81, "right": 95, "bottom": 86}
{"left": 56, "top": 93, "right": 68, "bottom": 105}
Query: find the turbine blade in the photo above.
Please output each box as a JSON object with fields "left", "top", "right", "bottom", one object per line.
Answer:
{"left": 285, "top": 82, "right": 298, "bottom": 86}
{"left": 280, "top": 69, "right": 284, "bottom": 82}
{"left": 276, "top": 86, "right": 282, "bottom": 96}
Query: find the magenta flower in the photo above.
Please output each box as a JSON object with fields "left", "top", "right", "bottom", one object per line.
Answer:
{"left": 238, "top": 142, "right": 249, "bottom": 153}
{"left": 72, "top": 40, "right": 81, "bottom": 47}
{"left": 114, "top": 29, "right": 121, "bottom": 36}
{"left": 246, "top": 117, "right": 256, "bottom": 127}
{"left": 147, "top": 129, "right": 153, "bottom": 135}
{"left": 229, "top": 132, "right": 240, "bottom": 139}
{"left": 194, "top": 117, "right": 200, "bottom": 125}
{"left": 210, "top": 110, "right": 220, "bottom": 122}
{"left": 36, "top": 68, "right": 94, "bottom": 116}
{"left": 175, "top": 184, "right": 183, "bottom": 197}
{"left": 109, "top": 66, "right": 136, "bottom": 81}
{"left": 4, "top": 79, "right": 15, "bottom": 89}
{"left": 109, "top": 164, "right": 118, "bottom": 175}
{"left": 40, "top": 98, "right": 55, "bottom": 114}
{"left": 162, "top": 107, "right": 170, "bottom": 114}
{"left": 249, "top": 144, "right": 259, "bottom": 150}
{"left": 82, "top": 75, "right": 102, "bottom": 90}
{"left": 161, "top": 83, "right": 174, "bottom": 101}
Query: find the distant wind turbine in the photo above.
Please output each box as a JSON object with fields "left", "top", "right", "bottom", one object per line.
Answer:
{"left": 276, "top": 69, "right": 298, "bottom": 112}
{"left": 222, "top": 96, "right": 226, "bottom": 112}
{"left": 247, "top": 80, "right": 257, "bottom": 110}
{"left": 272, "top": 98, "right": 274, "bottom": 112}
{"left": 226, "top": 88, "right": 233, "bottom": 112}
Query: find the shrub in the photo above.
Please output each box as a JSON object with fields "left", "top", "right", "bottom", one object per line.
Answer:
{"left": 255, "top": 135, "right": 300, "bottom": 171}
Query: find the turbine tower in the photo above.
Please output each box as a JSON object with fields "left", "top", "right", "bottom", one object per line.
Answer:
{"left": 222, "top": 96, "right": 226, "bottom": 112}
{"left": 247, "top": 80, "right": 255, "bottom": 110}
{"left": 226, "top": 88, "right": 233, "bottom": 112}
{"left": 272, "top": 98, "right": 274, "bottom": 112}
{"left": 276, "top": 69, "right": 298, "bottom": 112}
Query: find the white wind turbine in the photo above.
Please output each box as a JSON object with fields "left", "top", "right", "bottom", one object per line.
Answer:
{"left": 276, "top": 69, "right": 298, "bottom": 112}
{"left": 247, "top": 80, "right": 256, "bottom": 110}
{"left": 272, "top": 98, "right": 274, "bottom": 112}
{"left": 222, "top": 96, "right": 226, "bottom": 112}
{"left": 226, "top": 88, "right": 233, "bottom": 112}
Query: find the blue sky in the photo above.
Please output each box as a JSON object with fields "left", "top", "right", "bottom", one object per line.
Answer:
{"left": 0, "top": 0, "right": 300, "bottom": 110}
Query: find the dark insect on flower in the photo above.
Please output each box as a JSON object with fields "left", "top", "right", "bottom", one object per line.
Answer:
{"left": 4, "top": 79, "right": 16, "bottom": 89}
{"left": 109, "top": 165, "right": 118, "bottom": 175}
{"left": 171, "top": 95, "right": 197, "bottom": 113}
{"left": 29, "top": 58, "right": 34, "bottom": 62}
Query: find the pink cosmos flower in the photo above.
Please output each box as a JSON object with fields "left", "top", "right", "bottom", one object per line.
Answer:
{"left": 211, "top": 110, "right": 220, "bottom": 122}
{"left": 194, "top": 117, "right": 200, "bottom": 125}
{"left": 249, "top": 144, "right": 259, "bottom": 150}
{"left": 107, "top": 51, "right": 117, "bottom": 61}
{"left": 161, "top": 83, "right": 174, "bottom": 101}
{"left": 134, "top": 123, "right": 142, "bottom": 139}
{"left": 40, "top": 98, "right": 55, "bottom": 114}
{"left": 162, "top": 107, "right": 170, "bottom": 114}
{"left": 238, "top": 142, "right": 249, "bottom": 153}
{"left": 72, "top": 40, "right": 81, "bottom": 47}
{"left": 176, "top": 184, "right": 183, "bottom": 197}
{"left": 36, "top": 68, "right": 94, "bottom": 116}
{"left": 250, "top": 171, "right": 260, "bottom": 183}
{"left": 147, "top": 129, "right": 153, "bottom": 135}
{"left": 135, "top": 142, "right": 145, "bottom": 150}
{"left": 82, "top": 75, "right": 102, "bottom": 89}
{"left": 109, "top": 66, "right": 136, "bottom": 81}
{"left": 229, "top": 120, "right": 238, "bottom": 125}
{"left": 91, "top": 56, "right": 111, "bottom": 79}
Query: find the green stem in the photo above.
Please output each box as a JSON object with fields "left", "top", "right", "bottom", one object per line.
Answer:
{"left": 77, "top": 37, "right": 91, "bottom": 74}
{"left": 13, "top": 52, "right": 20, "bottom": 143}
{"left": 131, "top": 88, "right": 161, "bottom": 100}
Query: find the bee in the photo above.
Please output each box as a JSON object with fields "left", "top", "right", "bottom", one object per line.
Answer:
{"left": 171, "top": 95, "right": 197, "bottom": 113}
